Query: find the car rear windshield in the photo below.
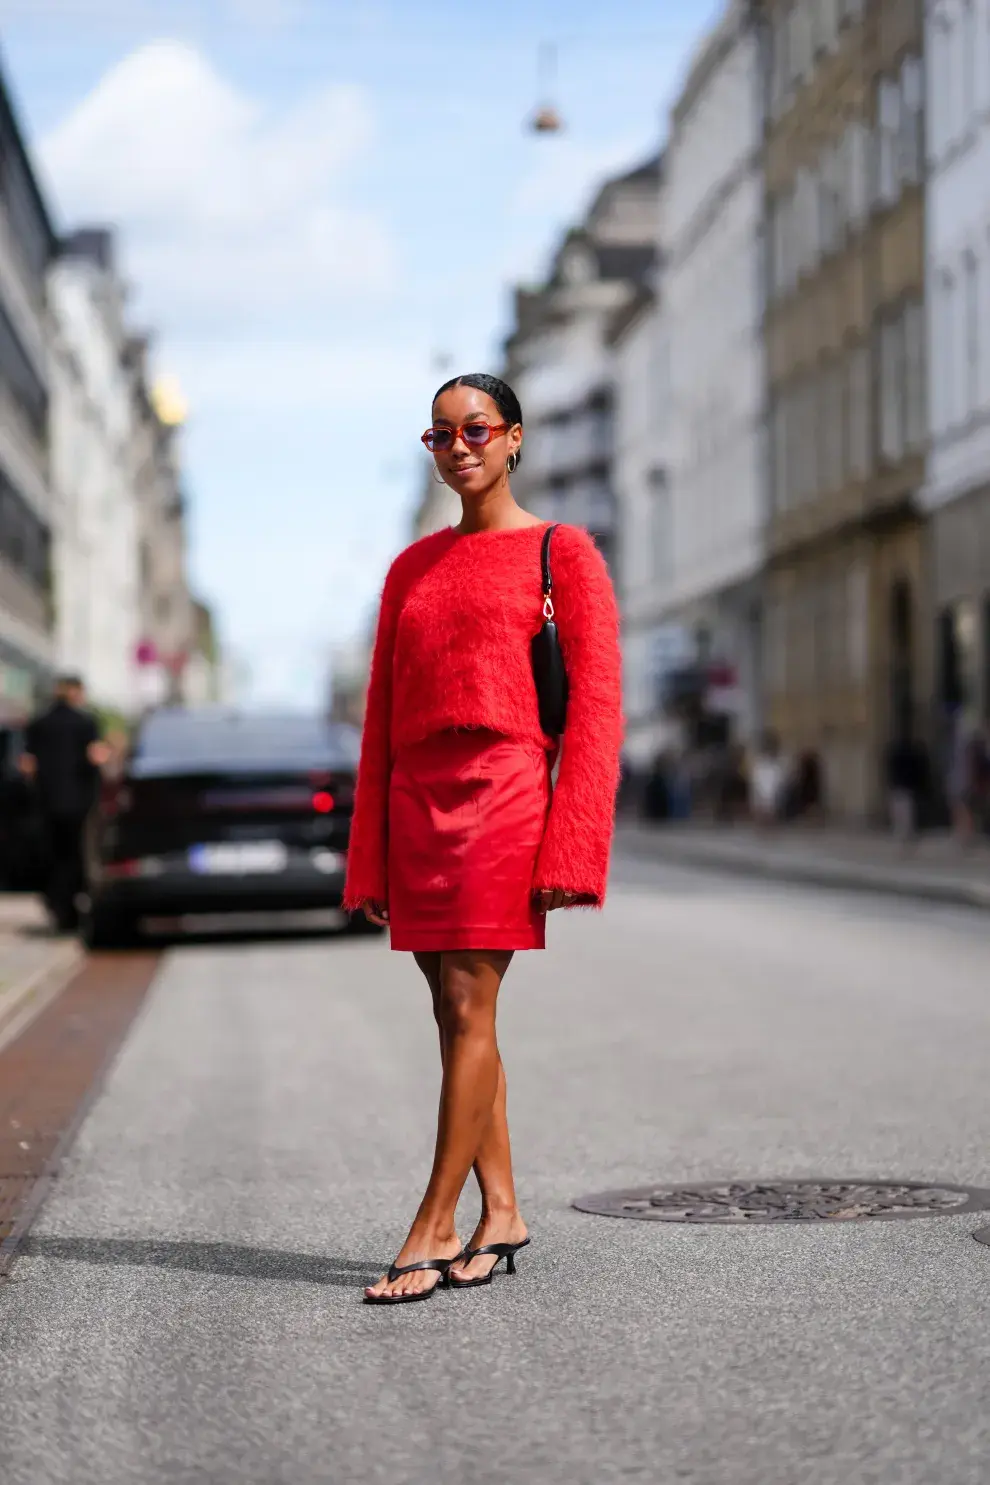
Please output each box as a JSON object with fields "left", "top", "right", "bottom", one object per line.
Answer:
{"left": 132, "top": 712, "right": 360, "bottom": 772}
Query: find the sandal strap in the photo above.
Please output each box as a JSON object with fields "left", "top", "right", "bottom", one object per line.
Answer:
{"left": 386, "top": 1254, "right": 462, "bottom": 1282}
{"left": 463, "top": 1239, "right": 528, "bottom": 1261}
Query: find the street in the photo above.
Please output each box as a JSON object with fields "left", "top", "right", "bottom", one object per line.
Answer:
{"left": 3, "top": 856, "right": 990, "bottom": 1484}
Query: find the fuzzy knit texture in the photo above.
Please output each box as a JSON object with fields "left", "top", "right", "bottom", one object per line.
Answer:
{"left": 343, "top": 521, "right": 623, "bottom": 913}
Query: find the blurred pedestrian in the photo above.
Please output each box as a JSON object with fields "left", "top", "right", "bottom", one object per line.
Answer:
{"left": 19, "top": 676, "right": 109, "bottom": 932}
{"left": 948, "top": 717, "right": 987, "bottom": 846}
{"left": 345, "top": 373, "right": 622, "bottom": 1304}
{"left": 715, "top": 741, "right": 748, "bottom": 824}
{"left": 884, "top": 733, "right": 927, "bottom": 846}
{"left": 750, "top": 731, "right": 787, "bottom": 828}
{"left": 642, "top": 748, "right": 671, "bottom": 821}
{"left": 792, "top": 748, "right": 824, "bottom": 822}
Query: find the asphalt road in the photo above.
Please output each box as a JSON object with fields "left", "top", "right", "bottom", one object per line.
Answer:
{"left": 3, "top": 856, "right": 990, "bottom": 1484}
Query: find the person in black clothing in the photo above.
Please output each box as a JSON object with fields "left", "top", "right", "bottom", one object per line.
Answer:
{"left": 19, "top": 677, "right": 108, "bottom": 931}
{"left": 884, "top": 733, "right": 929, "bottom": 845}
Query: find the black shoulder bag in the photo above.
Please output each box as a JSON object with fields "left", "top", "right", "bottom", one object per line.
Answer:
{"left": 530, "top": 524, "right": 569, "bottom": 737}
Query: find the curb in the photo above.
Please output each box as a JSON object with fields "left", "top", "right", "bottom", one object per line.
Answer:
{"left": 616, "top": 829, "right": 990, "bottom": 912}
{"left": 0, "top": 941, "right": 83, "bottom": 1056}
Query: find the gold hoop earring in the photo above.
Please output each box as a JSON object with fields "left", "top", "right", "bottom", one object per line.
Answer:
{"left": 506, "top": 452, "right": 518, "bottom": 475}
{"left": 432, "top": 465, "right": 446, "bottom": 485}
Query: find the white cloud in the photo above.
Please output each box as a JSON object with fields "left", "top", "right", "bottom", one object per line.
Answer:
{"left": 39, "top": 40, "right": 393, "bottom": 327}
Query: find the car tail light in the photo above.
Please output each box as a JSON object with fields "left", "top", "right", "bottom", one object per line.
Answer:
{"left": 312, "top": 791, "right": 334, "bottom": 814}
{"left": 103, "top": 857, "right": 164, "bottom": 879}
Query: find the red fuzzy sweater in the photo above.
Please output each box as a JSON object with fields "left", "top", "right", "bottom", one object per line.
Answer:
{"left": 343, "top": 522, "right": 623, "bottom": 912}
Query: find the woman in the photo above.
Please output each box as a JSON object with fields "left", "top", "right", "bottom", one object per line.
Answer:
{"left": 344, "top": 372, "right": 623, "bottom": 1304}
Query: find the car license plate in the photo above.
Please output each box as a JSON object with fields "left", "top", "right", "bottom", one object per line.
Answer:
{"left": 188, "top": 842, "right": 288, "bottom": 875}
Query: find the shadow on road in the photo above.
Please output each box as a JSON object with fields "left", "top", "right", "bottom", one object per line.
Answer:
{"left": 24, "top": 1235, "right": 383, "bottom": 1288}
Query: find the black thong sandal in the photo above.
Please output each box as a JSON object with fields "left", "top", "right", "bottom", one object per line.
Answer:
{"left": 449, "top": 1237, "right": 531, "bottom": 1289}
{"left": 363, "top": 1254, "right": 463, "bottom": 1305}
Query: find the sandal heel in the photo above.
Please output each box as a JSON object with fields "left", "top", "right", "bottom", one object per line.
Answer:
{"left": 449, "top": 1236, "right": 531, "bottom": 1289}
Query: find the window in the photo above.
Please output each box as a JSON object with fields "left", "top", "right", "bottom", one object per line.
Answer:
{"left": 879, "top": 312, "right": 905, "bottom": 461}
{"left": 898, "top": 56, "right": 924, "bottom": 187}
{"left": 819, "top": 142, "right": 842, "bottom": 254}
{"left": 962, "top": 0, "right": 976, "bottom": 132}
{"left": 821, "top": 359, "right": 844, "bottom": 493}
{"left": 847, "top": 343, "right": 871, "bottom": 477}
{"left": 847, "top": 561, "right": 869, "bottom": 681}
{"left": 877, "top": 78, "right": 900, "bottom": 205}
{"left": 903, "top": 298, "right": 926, "bottom": 450}
{"left": 929, "top": 18, "right": 948, "bottom": 161}
{"left": 938, "top": 269, "right": 957, "bottom": 432}
{"left": 770, "top": 5, "right": 791, "bottom": 118}
{"left": 0, "top": 468, "right": 50, "bottom": 591}
{"left": 843, "top": 119, "right": 870, "bottom": 226}
{"left": 965, "top": 250, "right": 980, "bottom": 415}
{"left": 789, "top": 0, "right": 811, "bottom": 89}
{"left": 819, "top": 0, "right": 839, "bottom": 52}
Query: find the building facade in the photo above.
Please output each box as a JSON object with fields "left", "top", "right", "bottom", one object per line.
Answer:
{"left": 49, "top": 229, "right": 142, "bottom": 716}
{"left": 760, "top": 0, "right": 928, "bottom": 818}
{"left": 126, "top": 347, "right": 198, "bottom": 709}
{"left": 0, "top": 64, "right": 57, "bottom": 722}
{"left": 503, "top": 157, "right": 661, "bottom": 573}
{"left": 609, "top": 286, "right": 675, "bottom": 765}
{"left": 661, "top": 0, "right": 766, "bottom": 747}
{"left": 923, "top": 0, "right": 990, "bottom": 746}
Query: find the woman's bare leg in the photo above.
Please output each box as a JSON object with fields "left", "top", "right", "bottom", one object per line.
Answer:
{"left": 366, "top": 949, "right": 520, "bottom": 1299}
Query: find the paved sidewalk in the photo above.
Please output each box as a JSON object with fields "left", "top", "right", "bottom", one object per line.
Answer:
{"left": 617, "top": 820, "right": 990, "bottom": 908}
{"left": 0, "top": 896, "right": 82, "bottom": 1054}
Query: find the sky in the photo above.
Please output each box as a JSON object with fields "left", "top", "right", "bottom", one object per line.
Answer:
{"left": 0, "top": 0, "right": 720, "bottom": 707}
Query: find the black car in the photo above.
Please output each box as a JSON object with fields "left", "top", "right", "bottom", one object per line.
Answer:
{"left": 83, "top": 708, "right": 374, "bottom": 946}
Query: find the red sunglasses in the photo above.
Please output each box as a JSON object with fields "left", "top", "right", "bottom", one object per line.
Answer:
{"left": 421, "top": 421, "right": 509, "bottom": 453}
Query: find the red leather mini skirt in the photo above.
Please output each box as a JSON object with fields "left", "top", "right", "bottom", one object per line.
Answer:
{"left": 387, "top": 728, "right": 551, "bottom": 952}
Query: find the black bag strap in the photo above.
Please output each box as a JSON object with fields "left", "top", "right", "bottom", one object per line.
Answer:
{"left": 540, "top": 523, "right": 559, "bottom": 601}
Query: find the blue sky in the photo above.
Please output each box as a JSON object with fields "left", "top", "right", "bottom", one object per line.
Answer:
{"left": 0, "top": 0, "right": 719, "bottom": 706}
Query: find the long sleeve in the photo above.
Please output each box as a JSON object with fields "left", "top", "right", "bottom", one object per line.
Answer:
{"left": 533, "top": 527, "right": 623, "bottom": 906}
{"left": 343, "top": 569, "right": 402, "bottom": 910}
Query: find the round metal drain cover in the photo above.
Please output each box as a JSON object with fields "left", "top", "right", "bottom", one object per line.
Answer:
{"left": 973, "top": 1228, "right": 990, "bottom": 1247}
{"left": 573, "top": 1180, "right": 990, "bottom": 1224}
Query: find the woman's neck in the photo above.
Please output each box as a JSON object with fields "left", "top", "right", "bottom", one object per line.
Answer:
{"left": 455, "top": 491, "right": 540, "bottom": 535}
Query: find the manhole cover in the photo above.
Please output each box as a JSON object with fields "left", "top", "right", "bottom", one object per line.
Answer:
{"left": 973, "top": 1228, "right": 990, "bottom": 1247}
{"left": 572, "top": 1180, "right": 990, "bottom": 1224}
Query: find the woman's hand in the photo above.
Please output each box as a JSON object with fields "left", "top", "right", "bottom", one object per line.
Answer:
{"left": 359, "top": 899, "right": 390, "bottom": 927}
{"left": 534, "top": 889, "right": 578, "bottom": 914}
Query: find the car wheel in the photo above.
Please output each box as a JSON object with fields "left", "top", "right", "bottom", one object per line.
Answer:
{"left": 345, "top": 910, "right": 386, "bottom": 936}
{"left": 82, "top": 905, "right": 141, "bottom": 951}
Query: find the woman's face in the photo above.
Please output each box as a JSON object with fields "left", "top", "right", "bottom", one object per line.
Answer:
{"left": 429, "top": 386, "right": 522, "bottom": 499}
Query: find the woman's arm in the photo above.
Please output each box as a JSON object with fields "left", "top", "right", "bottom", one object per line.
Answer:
{"left": 533, "top": 526, "right": 623, "bottom": 907}
{"left": 343, "top": 567, "right": 402, "bottom": 913}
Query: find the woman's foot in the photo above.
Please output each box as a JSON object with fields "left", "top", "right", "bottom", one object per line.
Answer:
{"left": 364, "top": 1227, "right": 463, "bottom": 1302}
{"left": 449, "top": 1209, "right": 528, "bottom": 1284}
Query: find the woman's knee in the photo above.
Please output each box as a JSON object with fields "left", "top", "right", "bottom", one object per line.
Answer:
{"left": 438, "top": 959, "right": 493, "bottom": 1038}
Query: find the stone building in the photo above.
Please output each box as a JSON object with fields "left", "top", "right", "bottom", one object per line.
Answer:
{"left": 0, "top": 61, "right": 57, "bottom": 721}
{"left": 608, "top": 284, "right": 673, "bottom": 767}
{"left": 49, "top": 229, "right": 142, "bottom": 716}
{"left": 502, "top": 156, "right": 661, "bottom": 573}
{"left": 759, "top": 0, "right": 928, "bottom": 817}
{"left": 659, "top": 0, "right": 766, "bottom": 749}
{"left": 922, "top": 0, "right": 990, "bottom": 756}
{"left": 126, "top": 348, "right": 197, "bottom": 709}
